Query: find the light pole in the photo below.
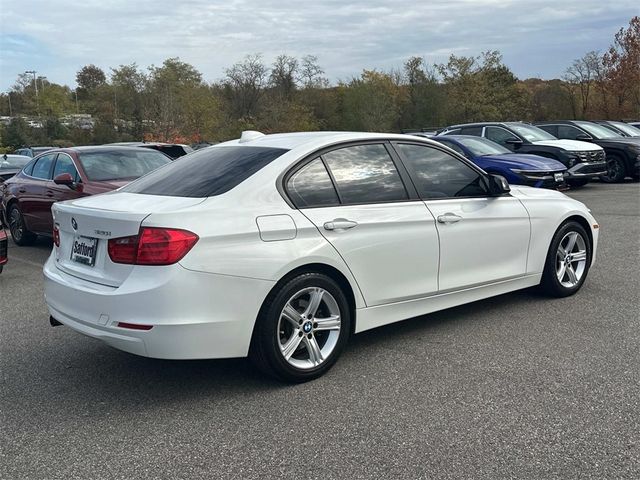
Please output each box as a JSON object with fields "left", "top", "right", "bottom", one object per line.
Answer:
{"left": 6, "top": 92, "right": 12, "bottom": 116}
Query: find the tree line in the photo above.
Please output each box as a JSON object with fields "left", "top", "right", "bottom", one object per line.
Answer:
{"left": 1, "top": 16, "right": 637, "bottom": 150}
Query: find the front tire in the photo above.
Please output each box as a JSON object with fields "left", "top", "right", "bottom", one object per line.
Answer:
{"left": 600, "top": 154, "right": 626, "bottom": 183}
{"left": 250, "top": 272, "right": 351, "bottom": 383}
{"left": 8, "top": 204, "right": 37, "bottom": 246}
{"left": 540, "top": 221, "right": 591, "bottom": 297}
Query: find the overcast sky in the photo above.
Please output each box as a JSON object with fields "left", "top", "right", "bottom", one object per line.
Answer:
{"left": 0, "top": 0, "right": 637, "bottom": 91}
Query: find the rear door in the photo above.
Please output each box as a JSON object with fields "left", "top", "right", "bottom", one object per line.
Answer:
{"left": 287, "top": 143, "right": 440, "bottom": 306}
{"left": 393, "top": 142, "right": 530, "bottom": 292}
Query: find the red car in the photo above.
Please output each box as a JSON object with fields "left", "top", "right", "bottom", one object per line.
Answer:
{"left": 1, "top": 146, "right": 171, "bottom": 246}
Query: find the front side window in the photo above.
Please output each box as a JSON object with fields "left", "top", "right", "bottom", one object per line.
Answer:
{"left": 287, "top": 158, "right": 339, "bottom": 208}
{"left": 485, "top": 127, "right": 519, "bottom": 146}
{"left": 78, "top": 149, "right": 172, "bottom": 182}
{"left": 53, "top": 154, "right": 80, "bottom": 182}
{"left": 396, "top": 144, "right": 487, "bottom": 199}
{"left": 30, "top": 153, "right": 56, "bottom": 179}
{"left": 322, "top": 144, "right": 408, "bottom": 204}
{"left": 122, "top": 146, "right": 288, "bottom": 197}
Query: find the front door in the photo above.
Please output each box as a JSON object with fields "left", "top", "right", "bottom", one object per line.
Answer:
{"left": 392, "top": 142, "right": 530, "bottom": 292}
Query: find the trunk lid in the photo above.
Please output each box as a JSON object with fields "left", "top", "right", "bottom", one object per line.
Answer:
{"left": 52, "top": 192, "right": 205, "bottom": 286}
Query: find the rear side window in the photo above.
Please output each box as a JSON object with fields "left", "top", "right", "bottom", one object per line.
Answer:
{"left": 396, "top": 144, "right": 487, "bottom": 199}
{"left": 287, "top": 158, "right": 339, "bottom": 208}
{"left": 538, "top": 125, "right": 558, "bottom": 137}
{"left": 23, "top": 159, "right": 36, "bottom": 175}
{"left": 122, "top": 146, "right": 288, "bottom": 197}
{"left": 31, "top": 153, "right": 56, "bottom": 179}
{"left": 460, "top": 126, "right": 483, "bottom": 136}
{"left": 557, "top": 125, "right": 583, "bottom": 140}
{"left": 322, "top": 144, "right": 408, "bottom": 204}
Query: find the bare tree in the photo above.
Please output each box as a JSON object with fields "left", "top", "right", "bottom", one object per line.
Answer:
{"left": 224, "top": 54, "right": 268, "bottom": 119}
{"left": 270, "top": 55, "right": 298, "bottom": 98}
{"left": 563, "top": 52, "right": 599, "bottom": 118}
{"left": 299, "top": 55, "right": 327, "bottom": 89}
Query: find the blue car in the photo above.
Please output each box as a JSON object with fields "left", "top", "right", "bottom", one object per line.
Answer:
{"left": 432, "top": 135, "right": 568, "bottom": 189}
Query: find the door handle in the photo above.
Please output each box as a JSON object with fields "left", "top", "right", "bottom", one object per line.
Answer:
{"left": 19, "top": 189, "right": 26, "bottom": 193}
{"left": 437, "top": 213, "right": 462, "bottom": 224}
{"left": 323, "top": 219, "right": 358, "bottom": 231}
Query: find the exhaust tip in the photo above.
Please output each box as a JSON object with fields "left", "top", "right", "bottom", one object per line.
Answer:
{"left": 50, "top": 316, "right": 63, "bottom": 327}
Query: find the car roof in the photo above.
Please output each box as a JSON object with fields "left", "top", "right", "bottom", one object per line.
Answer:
{"left": 44, "top": 145, "right": 169, "bottom": 155}
{"left": 218, "top": 131, "right": 433, "bottom": 150}
{"left": 108, "top": 142, "right": 188, "bottom": 147}
{"left": 444, "top": 122, "right": 527, "bottom": 129}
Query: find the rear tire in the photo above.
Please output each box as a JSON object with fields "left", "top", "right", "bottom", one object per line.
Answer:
{"left": 600, "top": 154, "right": 626, "bottom": 183}
{"left": 250, "top": 272, "right": 351, "bottom": 383}
{"left": 8, "top": 204, "right": 37, "bottom": 246}
{"left": 539, "top": 221, "right": 591, "bottom": 297}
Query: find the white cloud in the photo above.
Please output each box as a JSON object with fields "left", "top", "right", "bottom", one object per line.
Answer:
{"left": 0, "top": 0, "right": 637, "bottom": 89}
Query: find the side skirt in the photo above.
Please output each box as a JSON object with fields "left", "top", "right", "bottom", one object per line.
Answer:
{"left": 354, "top": 274, "right": 542, "bottom": 333}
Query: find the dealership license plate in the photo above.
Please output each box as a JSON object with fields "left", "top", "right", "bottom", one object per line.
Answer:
{"left": 554, "top": 173, "right": 564, "bottom": 182}
{"left": 71, "top": 236, "right": 98, "bottom": 266}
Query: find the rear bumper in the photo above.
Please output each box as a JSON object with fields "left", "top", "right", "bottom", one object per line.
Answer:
{"left": 43, "top": 254, "right": 275, "bottom": 359}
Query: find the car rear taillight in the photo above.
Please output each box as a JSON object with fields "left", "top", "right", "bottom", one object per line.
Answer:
{"left": 53, "top": 224, "right": 60, "bottom": 247}
{"left": 108, "top": 227, "right": 198, "bottom": 266}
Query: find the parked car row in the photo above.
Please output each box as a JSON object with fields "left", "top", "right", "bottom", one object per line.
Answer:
{"left": 0, "top": 146, "right": 172, "bottom": 245}
{"left": 432, "top": 120, "right": 640, "bottom": 186}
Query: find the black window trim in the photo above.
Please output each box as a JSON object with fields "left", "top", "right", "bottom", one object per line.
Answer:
{"left": 279, "top": 140, "right": 419, "bottom": 210}
{"left": 389, "top": 140, "right": 510, "bottom": 201}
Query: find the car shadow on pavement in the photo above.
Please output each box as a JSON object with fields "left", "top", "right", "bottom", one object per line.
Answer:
{"left": 15, "top": 287, "right": 549, "bottom": 414}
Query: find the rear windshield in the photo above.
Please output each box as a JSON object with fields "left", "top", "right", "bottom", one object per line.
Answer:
{"left": 1, "top": 155, "right": 31, "bottom": 169}
{"left": 78, "top": 149, "right": 172, "bottom": 181}
{"left": 121, "top": 146, "right": 289, "bottom": 197}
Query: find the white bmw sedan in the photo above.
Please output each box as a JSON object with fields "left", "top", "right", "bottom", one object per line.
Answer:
{"left": 44, "top": 131, "right": 599, "bottom": 382}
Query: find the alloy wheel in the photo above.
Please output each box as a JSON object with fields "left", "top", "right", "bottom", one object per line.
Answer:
{"left": 9, "top": 208, "right": 23, "bottom": 242}
{"left": 555, "top": 231, "right": 587, "bottom": 287}
{"left": 277, "top": 287, "right": 341, "bottom": 370}
{"left": 603, "top": 157, "right": 623, "bottom": 182}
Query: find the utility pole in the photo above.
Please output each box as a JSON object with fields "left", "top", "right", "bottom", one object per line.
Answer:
{"left": 6, "top": 92, "right": 12, "bottom": 116}
{"left": 24, "top": 70, "right": 39, "bottom": 116}
{"left": 74, "top": 90, "right": 79, "bottom": 113}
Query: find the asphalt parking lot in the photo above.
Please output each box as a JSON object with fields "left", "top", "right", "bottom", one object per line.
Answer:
{"left": 1, "top": 182, "right": 639, "bottom": 479}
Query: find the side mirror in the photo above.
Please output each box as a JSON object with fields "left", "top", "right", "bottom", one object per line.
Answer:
{"left": 53, "top": 173, "right": 78, "bottom": 190}
{"left": 487, "top": 174, "right": 510, "bottom": 195}
{"left": 576, "top": 134, "right": 592, "bottom": 141}
{"left": 505, "top": 138, "right": 523, "bottom": 146}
